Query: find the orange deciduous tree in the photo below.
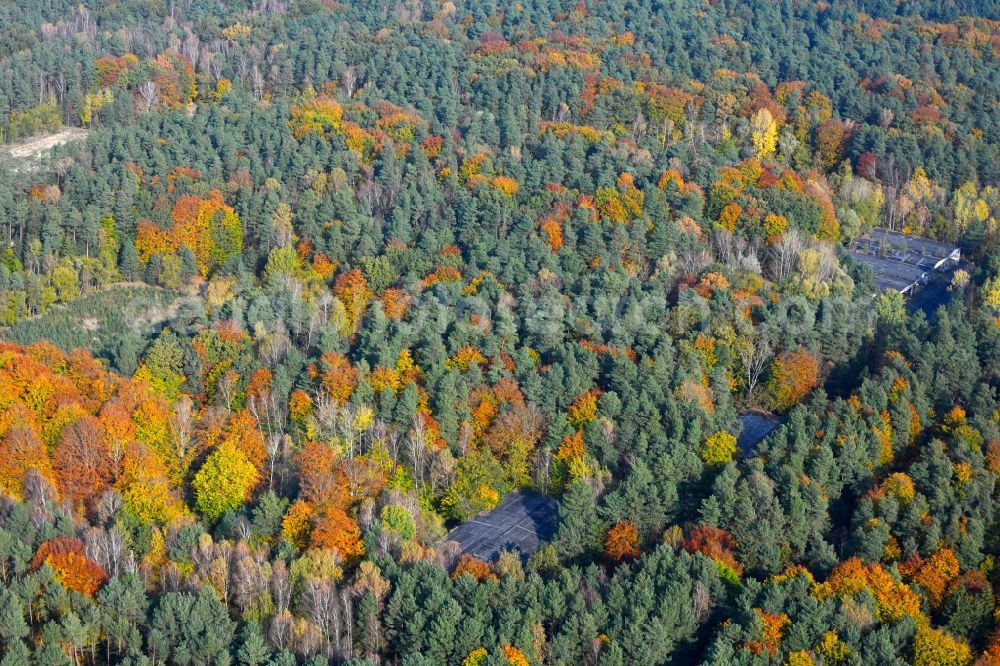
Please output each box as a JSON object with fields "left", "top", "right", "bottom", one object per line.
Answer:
{"left": 222, "top": 409, "right": 267, "bottom": 470}
{"left": 683, "top": 524, "right": 744, "bottom": 576}
{"left": 814, "top": 557, "right": 922, "bottom": 623}
{"left": 420, "top": 135, "right": 443, "bottom": 157}
{"left": 746, "top": 609, "right": 790, "bottom": 656}
{"left": 298, "top": 441, "right": 349, "bottom": 510}
{"left": 0, "top": 422, "right": 54, "bottom": 500}
{"left": 980, "top": 636, "right": 1000, "bottom": 665}
{"left": 282, "top": 499, "right": 314, "bottom": 548}
{"left": 567, "top": 389, "right": 600, "bottom": 428}
{"left": 605, "top": 520, "right": 641, "bottom": 561}
{"left": 31, "top": 537, "right": 108, "bottom": 596}
{"left": 310, "top": 506, "right": 364, "bottom": 560}
{"left": 53, "top": 416, "right": 112, "bottom": 511}
{"left": 541, "top": 216, "right": 564, "bottom": 251}
{"left": 135, "top": 190, "right": 242, "bottom": 276}
{"left": 500, "top": 646, "right": 530, "bottom": 666}
{"left": 452, "top": 554, "right": 498, "bottom": 583}
{"left": 900, "top": 548, "right": 961, "bottom": 609}
{"left": 95, "top": 54, "right": 138, "bottom": 88}
{"left": 446, "top": 346, "right": 487, "bottom": 371}
{"left": 485, "top": 402, "right": 543, "bottom": 457}
{"left": 767, "top": 350, "right": 820, "bottom": 412}
{"left": 816, "top": 119, "right": 849, "bottom": 168}
{"left": 334, "top": 269, "right": 373, "bottom": 334}
{"left": 380, "top": 288, "right": 411, "bottom": 319}
{"left": 321, "top": 352, "right": 360, "bottom": 402}
{"left": 718, "top": 202, "right": 742, "bottom": 232}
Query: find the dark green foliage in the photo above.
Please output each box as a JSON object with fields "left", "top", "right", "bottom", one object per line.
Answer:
{"left": 148, "top": 587, "right": 235, "bottom": 665}
{"left": 0, "top": 0, "right": 998, "bottom": 664}
{"left": 3, "top": 285, "right": 178, "bottom": 363}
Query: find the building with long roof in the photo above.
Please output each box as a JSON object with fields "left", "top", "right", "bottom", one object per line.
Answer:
{"left": 849, "top": 228, "right": 960, "bottom": 295}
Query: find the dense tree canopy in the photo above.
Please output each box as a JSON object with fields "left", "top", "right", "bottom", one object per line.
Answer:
{"left": 1, "top": 0, "right": 1000, "bottom": 664}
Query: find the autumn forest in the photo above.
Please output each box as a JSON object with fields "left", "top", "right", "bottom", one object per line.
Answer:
{"left": 1, "top": 0, "right": 1000, "bottom": 664}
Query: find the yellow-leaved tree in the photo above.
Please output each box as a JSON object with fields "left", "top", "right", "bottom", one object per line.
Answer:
{"left": 701, "top": 432, "right": 737, "bottom": 466}
{"left": 913, "top": 626, "right": 971, "bottom": 666}
{"left": 750, "top": 108, "right": 778, "bottom": 159}
{"left": 981, "top": 275, "right": 1000, "bottom": 313}
{"left": 192, "top": 441, "right": 260, "bottom": 521}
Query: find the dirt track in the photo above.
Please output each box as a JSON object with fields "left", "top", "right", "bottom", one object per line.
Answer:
{"left": 2, "top": 127, "right": 89, "bottom": 162}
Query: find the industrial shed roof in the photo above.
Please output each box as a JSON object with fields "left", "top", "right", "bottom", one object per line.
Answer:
{"left": 738, "top": 412, "right": 781, "bottom": 453}
{"left": 848, "top": 229, "right": 960, "bottom": 294}
{"left": 860, "top": 228, "right": 959, "bottom": 267}
{"left": 850, "top": 252, "right": 930, "bottom": 293}
{"left": 448, "top": 491, "right": 559, "bottom": 561}
{"left": 850, "top": 229, "right": 962, "bottom": 293}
